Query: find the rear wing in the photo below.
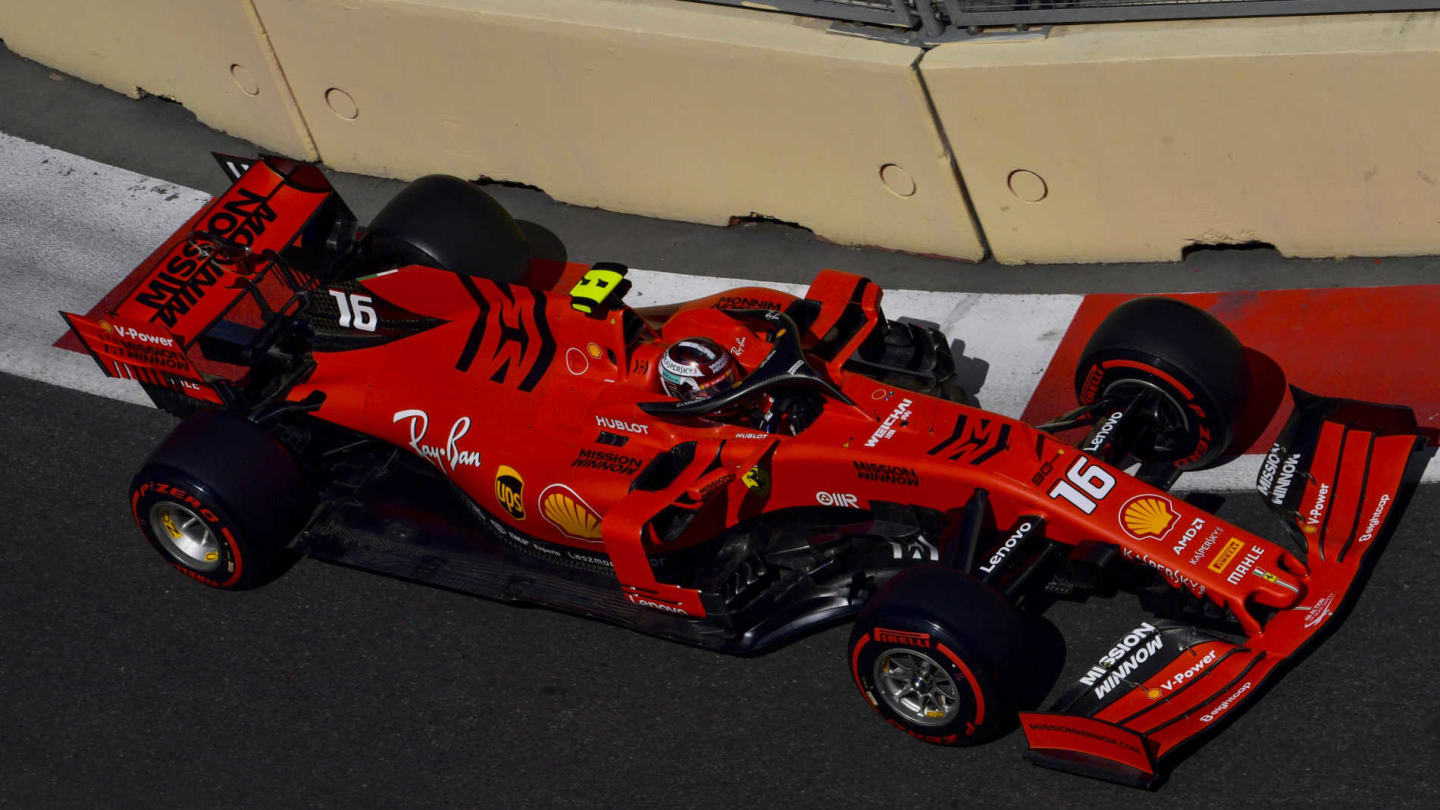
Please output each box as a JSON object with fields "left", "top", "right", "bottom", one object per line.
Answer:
{"left": 61, "top": 154, "right": 353, "bottom": 403}
{"left": 1019, "top": 389, "right": 1433, "bottom": 787}
{"left": 60, "top": 312, "right": 220, "bottom": 404}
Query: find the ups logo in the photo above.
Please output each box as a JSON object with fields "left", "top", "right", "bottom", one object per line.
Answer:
{"left": 494, "top": 465, "right": 526, "bottom": 520}
{"left": 928, "top": 414, "right": 1011, "bottom": 466}
{"left": 456, "top": 278, "right": 556, "bottom": 392}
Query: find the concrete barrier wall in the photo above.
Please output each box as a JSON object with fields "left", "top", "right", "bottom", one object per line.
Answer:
{"left": 250, "top": 0, "right": 985, "bottom": 260}
{"left": 0, "top": 0, "right": 316, "bottom": 161}
{"left": 922, "top": 12, "right": 1440, "bottom": 264}
{"left": 6, "top": 2, "right": 1440, "bottom": 265}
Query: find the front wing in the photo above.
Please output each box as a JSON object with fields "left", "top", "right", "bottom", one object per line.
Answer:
{"left": 1019, "top": 390, "right": 1433, "bottom": 787}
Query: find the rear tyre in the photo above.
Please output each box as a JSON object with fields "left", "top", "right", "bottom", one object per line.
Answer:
{"left": 849, "top": 567, "right": 1024, "bottom": 745}
{"left": 130, "top": 411, "right": 312, "bottom": 589}
{"left": 362, "top": 174, "right": 530, "bottom": 282}
{"left": 1074, "top": 297, "right": 1249, "bottom": 469}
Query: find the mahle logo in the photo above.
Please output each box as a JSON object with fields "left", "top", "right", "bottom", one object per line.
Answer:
{"left": 494, "top": 465, "right": 526, "bottom": 520}
{"left": 1119, "top": 495, "right": 1179, "bottom": 541}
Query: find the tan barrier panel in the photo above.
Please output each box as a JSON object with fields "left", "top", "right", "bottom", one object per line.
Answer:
{"left": 252, "top": 0, "right": 984, "bottom": 260}
{"left": 0, "top": 0, "right": 316, "bottom": 160}
{"left": 923, "top": 12, "right": 1440, "bottom": 264}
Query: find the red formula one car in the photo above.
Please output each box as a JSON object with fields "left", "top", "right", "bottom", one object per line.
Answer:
{"left": 62, "top": 156, "right": 1433, "bottom": 787}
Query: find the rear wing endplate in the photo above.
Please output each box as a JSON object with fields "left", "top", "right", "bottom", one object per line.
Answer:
{"left": 60, "top": 312, "right": 220, "bottom": 403}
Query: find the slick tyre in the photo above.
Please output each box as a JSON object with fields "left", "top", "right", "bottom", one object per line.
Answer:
{"left": 849, "top": 567, "right": 1024, "bottom": 745}
{"left": 362, "top": 174, "right": 530, "bottom": 283}
{"left": 1074, "top": 297, "right": 1249, "bottom": 470}
{"left": 130, "top": 411, "right": 312, "bottom": 589}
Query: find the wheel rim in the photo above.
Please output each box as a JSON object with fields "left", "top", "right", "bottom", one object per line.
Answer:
{"left": 148, "top": 501, "right": 221, "bottom": 572}
{"left": 873, "top": 649, "right": 962, "bottom": 727}
{"left": 1102, "top": 378, "right": 1192, "bottom": 457}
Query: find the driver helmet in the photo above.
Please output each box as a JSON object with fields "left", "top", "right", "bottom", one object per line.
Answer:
{"left": 659, "top": 337, "right": 743, "bottom": 403}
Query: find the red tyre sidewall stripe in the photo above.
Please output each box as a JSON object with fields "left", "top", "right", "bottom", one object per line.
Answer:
{"left": 219, "top": 527, "right": 243, "bottom": 587}
{"left": 851, "top": 632, "right": 871, "bottom": 697}
{"left": 1101, "top": 359, "right": 1195, "bottom": 400}
{"left": 134, "top": 482, "right": 245, "bottom": 588}
{"left": 937, "top": 642, "right": 986, "bottom": 727}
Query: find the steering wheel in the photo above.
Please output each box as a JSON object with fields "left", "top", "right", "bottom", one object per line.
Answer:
{"left": 637, "top": 309, "right": 855, "bottom": 418}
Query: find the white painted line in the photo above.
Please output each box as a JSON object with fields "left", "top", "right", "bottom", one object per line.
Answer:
{"left": 0, "top": 131, "right": 210, "bottom": 406}
{"left": 2, "top": 130, "right": 1431, "bottom": 490}
{"left": 625, "top": 276, "right": 1085, "bottom": 422}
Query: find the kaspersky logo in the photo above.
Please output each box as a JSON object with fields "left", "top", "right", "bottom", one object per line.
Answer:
{"left": 1119, "top": 495, "right": 1179, "bottom": 541}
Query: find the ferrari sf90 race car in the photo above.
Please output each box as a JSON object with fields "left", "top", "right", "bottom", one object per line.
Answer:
{"left": 62, "top": 155, "right": 1433, "bottom": 788}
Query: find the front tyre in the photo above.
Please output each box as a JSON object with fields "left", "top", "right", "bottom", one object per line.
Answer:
{"left": 849, "top": 567, "right": 1024, "bottom": 745}
{"left": 130, "top": 411, "right": 312, "bottom": 589}
{"left": 1074, "top": 297, "right": 1249, "bottom": 470}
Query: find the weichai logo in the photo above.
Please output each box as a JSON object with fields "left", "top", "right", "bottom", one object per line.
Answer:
{"left": 494, "top": 465, "right": 526, "bottom": 520}
{"left": 1119, "top": 495, "right": 1179, "bottom": 541}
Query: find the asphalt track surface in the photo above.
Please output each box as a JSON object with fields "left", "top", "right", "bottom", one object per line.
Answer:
{"left": 3, "top": 42, "right": 1440, "bottom": 808}
{"left": 5, "top": 371, "right": 1440, "bottom": 809}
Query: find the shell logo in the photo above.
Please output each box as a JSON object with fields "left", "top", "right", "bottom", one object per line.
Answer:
{"left": 1119, "top": 495, "right": 1179, "bottom": 541}
{"left": 539, "top": 483, "right": 603, "bottom": 540}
